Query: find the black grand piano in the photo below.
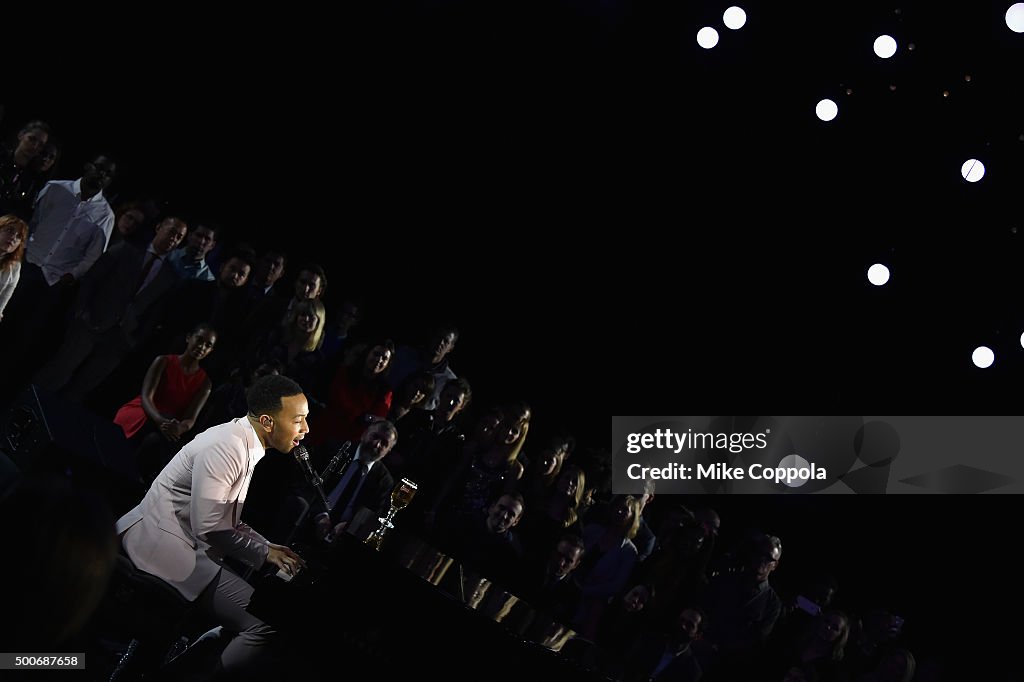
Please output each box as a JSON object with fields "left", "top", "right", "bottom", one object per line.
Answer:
{"left": 249, "top": 521, "right": 608, "bottom": 682}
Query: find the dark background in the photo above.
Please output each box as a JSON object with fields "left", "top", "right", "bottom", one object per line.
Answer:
{"left": 699, "top": 493, "right": 1017, "bottom": 679}
{"left": 7, "top": 2, "right": 1023, "bottom": 434}
{"left": 4, "top": 0, "right": 1022, "bottom": 677}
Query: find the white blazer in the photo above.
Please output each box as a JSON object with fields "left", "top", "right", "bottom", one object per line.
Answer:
{"left": 116, "top": 418, "right": 271, "bottom": 600}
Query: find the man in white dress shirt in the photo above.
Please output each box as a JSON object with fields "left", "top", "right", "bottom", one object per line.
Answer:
{"left": 26, "top": 154, "right": 117, "bottom": 287}
{"left": 5, "top": 154, "right": 117, "bottom": 373}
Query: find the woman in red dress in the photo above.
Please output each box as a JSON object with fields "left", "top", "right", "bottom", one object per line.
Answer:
{"left": 114, "top": 323, "right": 216, "bottom": 481}
{"left": 310, "top": 340, "right": 395, "bottom": 449}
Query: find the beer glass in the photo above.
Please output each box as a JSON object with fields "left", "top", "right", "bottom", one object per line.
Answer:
{"left": 365, "top": 478, "right": 418, "bottom": 550}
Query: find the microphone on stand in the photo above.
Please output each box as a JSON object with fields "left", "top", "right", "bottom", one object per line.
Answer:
{"left": 321, "top": 441, "right": 352, "bottom": 480}
{"left": 293, "top": 444, "right": 322, "bottom": 487}
{"left": 293, "top": 444, "right": 331, "bottom": 515}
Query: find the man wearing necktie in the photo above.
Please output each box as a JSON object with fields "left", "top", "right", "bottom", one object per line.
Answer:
{"left": 33, "top": 217, "right": 187, "bottom": 400}
{"left": 313, "top": 420, "right": 398, "bottom": 541}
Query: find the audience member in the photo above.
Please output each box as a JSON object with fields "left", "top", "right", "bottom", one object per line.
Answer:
{"left": 0, "top": 214, "right": 28, "bottom": 322}
{"left": 0, "top": 120, "right": 51, "bottom": 219}
{"left": 168, "top": 221, "right": 220, "bottom": 282}
{"left": 33, "top": 217, "right": 187, "bottom": 401}
{"left": 311, "top": 340, "right": 394, "bottom": 447}
{"left": 388, "top": 324, "right": 459, "bottom": 410}
{"left": 114, "top": 322, "right": 216, "bottom": 483}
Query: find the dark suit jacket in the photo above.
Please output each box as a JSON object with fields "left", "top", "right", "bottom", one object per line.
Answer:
{"left": 309, "top": 445, "right": 395, "bottom": 523}
{"left": 241, "top": 292, "right": 292, "bottom": 358}
{"left": 447, "top": 513, "right": 524, "bottom": 589}
{"left": 623, "top": 636, "right": 702, "bottom": 682}
{"left": 527, "top": 570, "right": 582, "bottom": 626}
{"left": 75, "top": 242, "right": 181, "bottom": 347}
{"left": 157, "top": 279, "right": 254, "bottom": 378}
{"left": 161, "top": 279, "right": 254, "bottom": 342}
{"left": 243, "top": 444, "right": 394, "bottom": 544}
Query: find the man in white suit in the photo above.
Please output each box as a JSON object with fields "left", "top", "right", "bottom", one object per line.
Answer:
{"left": 115, "top": 374, "right": 308, "bottom": 677}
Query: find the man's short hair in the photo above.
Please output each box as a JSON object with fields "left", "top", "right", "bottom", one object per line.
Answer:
{"left": 683, "top": 606, "right": 708, "bottom": 633}
{"left": 262, "top": 250, "right": 288, "bottom": 267}
{"left": 89, "top": 153, "right": 117, "bottom": 168}
{"left": 488, "top": 490, "right": 525, "bottom": 510}
{"left": 299, "top": 264, "right": 328, "bottom": 297}
{"left": 192, "top": 221, "right": 224, "bottom": 241}
{"left": 429, "top": 324, "right": 459, "bottom": 345}
{"left": 366, "top": 418, "right": 398, "bottom": 440}
{"left": 225, "top": 245, "right": 256, "bottom": 271}
{"left": 246, "top": 375, "right": 303, "bottom": 416}
{"left": 442, "top": 376, "right": 472, "bottom": 405}
{"left": 558, "top": 533, "right": 585, "bottom": 555}
{"left": 19, "top": 120, "right": 51, "bottom": 137}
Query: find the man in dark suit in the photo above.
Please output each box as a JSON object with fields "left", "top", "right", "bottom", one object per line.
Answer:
{"left": 246, "top": 250, "right": 287, "bottom": 301}
{"left": 622, "top": 607, "right": 706, "bottom": 682}
{"left": 311, "top": 419, "right": 397, "bottom": 541}
{"left": 34, "top": 217, "right": 188, "bottom": 402}
{"left": 527, "top": 533, "right": 585, "bottom": 625}
{"left": 155, "top": 249, "right": 255, "bottom": 379}
{"left": 446, "top": 491, "right": 526, "bottom": 591}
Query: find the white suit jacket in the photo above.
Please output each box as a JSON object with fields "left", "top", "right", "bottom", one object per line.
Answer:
{"left": 116, "top": 418, "right": 271, "bottom": 600}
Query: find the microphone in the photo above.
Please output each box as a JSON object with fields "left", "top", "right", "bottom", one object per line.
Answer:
{"left": 294, "top": 444, "right": 332, "bottom": 517}
{"left": 321, "top": 441, "right": 352, "bottom": 480}
{"left": 293, "top": 444, "right": 322, "bottom": 488}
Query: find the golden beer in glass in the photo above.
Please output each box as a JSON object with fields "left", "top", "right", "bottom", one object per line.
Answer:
{"left": 391, "top": 479, "right": 417, "bottom": 510}
{"left": 365, "top": 478, "right": 418, "bottom": 550}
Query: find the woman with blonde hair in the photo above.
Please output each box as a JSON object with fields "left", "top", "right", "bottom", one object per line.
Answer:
{"left": 279, "top": 298, "right": 326, "bottom": 358}
{"left": 0, "top": 214, "right": 29, "bottom": 321}
{"left": 255, "top": 298, "right": 327, "bottom": 408}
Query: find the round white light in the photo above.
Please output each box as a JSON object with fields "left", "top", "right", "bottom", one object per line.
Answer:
{"left": 723, "top": 6, "right": 747, "bottom": 30}
{"left": 697, "top": 27, "right": 720, "bottom": 49}
{"left": 961, "top": 159, "right": 986, "bottom": 182}
{"left": 972, "top": 346, "right": 995, "bottom": 369}
{"left": 867, "top": 263, "right": 890, "bottom": 286}
{"left": 815, "top": 99, "right": 838, "bottom": 122}
{"left": 873, "top": 34, "right": 898, "bottom": 58}
{"left": 778, "top": 454, "right": 811, "bottom": 488}
{"left": 1020, "top": 331, "right": 1024, "bottom": 349}
{"left": 1007, "top": 3, "right": 1024, "bottom": 32}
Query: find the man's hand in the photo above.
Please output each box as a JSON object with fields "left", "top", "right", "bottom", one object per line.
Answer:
{"left": 330, "top": 521, "right": 349, "bottom": 542}
{"left": 266, "top": 544, "right": 306, "bottom": 577}
{"left": 314, "top": 514, "right": 333, "bottom": 542}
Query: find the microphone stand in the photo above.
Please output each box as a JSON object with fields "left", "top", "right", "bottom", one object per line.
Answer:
{"left": 300, "top": 442, "right": 355, "bottom": 545}
{"left": 321, "top": 441, "right": 353, "bottom": 481}
{"left": 293, "top": 446, "right": 331, "bottom": 515}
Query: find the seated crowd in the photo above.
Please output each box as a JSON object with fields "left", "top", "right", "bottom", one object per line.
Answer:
{"left": 0, "top": 117, "right": 921, "bottom": 682}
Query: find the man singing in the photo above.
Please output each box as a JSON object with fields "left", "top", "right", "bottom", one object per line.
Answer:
{"left": 115, "top": 374, "right": 309, "bottom": 677}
